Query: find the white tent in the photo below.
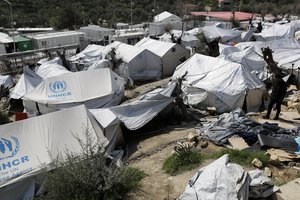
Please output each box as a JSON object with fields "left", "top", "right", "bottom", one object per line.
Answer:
{"left": 221, "top": 39, "right": 300, "bottom": 83}
{"left": 135, "top": 38, "right": 190, "bottom": 76}
{"left": 0, "top": 75, "right": 14, "bottom": 89}
{"left": 10, "top": 66, "right": 43, "bottom": 99}
{"left": 0, "top": 105, "right": 109, "bottom": 189}
{"left": 102, "top": 41, "right": 162, "bottom": 80}
{"left": 0, "top": 32, "right": 13, "bottom": 43}
{"left": 35, "top": 60, "right": 71, "bottom": 79}
{"left": 160, "top": 30, "right": 200, "bottom": 50}
{"left": 69, "top": 44, "right": 106, "bottom": 62}
{"left": 23, "top": 68, "right": 125, "bottom": 114}
{"left": 172, "top": 54, "right": 265, "bottom": 113}
{"left": 202, "top": 26, "right": 242, "bottom": 43}
{"left": 154, "top": 11, "right": 182, "bottom": 23}
{"left": 258, "top": 22, "right": 300, "bottom": 41}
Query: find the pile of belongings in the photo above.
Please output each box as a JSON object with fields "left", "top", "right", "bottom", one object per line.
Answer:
{"left": 179, "top": 154, "right": 278, "bottom": 200}
{"left": 198, "top": 108, "right": 300, "bottom": 153}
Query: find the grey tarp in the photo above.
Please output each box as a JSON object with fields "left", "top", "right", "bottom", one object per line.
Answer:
{"left": 179, "top": 154, "right": 250, "bottom": 200}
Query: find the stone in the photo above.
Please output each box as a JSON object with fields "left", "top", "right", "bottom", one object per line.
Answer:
{"left": 264, "top": 167, "right": 272, "bottom": 177}
{"left": 252, "top": 158, "right": 263, "bottom": 168}
{"left": 200, "top": 140, "right": 208, "bottom": 148}
{"left": 269, "top": 154, "right": 281, "bottom": 166}
{"left": 187, "top": 132, "right": 197, "bottom": 142}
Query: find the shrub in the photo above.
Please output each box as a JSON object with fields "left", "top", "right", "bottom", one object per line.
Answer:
{"left": 162, "top": 147, "right": 204, "bottom": 176}
{"left": 212, "top": 149, "right": 270, "bottom": 167}
{"left": 37, "top": 127, "right": 146, "bottom": 200}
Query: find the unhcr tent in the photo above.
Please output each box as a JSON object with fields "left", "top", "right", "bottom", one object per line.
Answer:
{"left": 135, "top": 38, "right": 190, "bottom": 76}
{"left": 0, "top": 105, "right": 109, "bottom": 194}
{"left": 23, "top": 68, "right": 124, "bottom": 114}
{"left": 172, "top": 54, "right": 265, "bottom": 113}
{"left": 202, "top": 26, "right": 242, "bottom": 43}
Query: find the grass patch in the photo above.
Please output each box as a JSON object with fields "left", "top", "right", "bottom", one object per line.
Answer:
{"left": 211, "top": 149, "right": 270, "bottom": 167}
{"left": 162, "top": 149, "right": 204, "bottom": 176}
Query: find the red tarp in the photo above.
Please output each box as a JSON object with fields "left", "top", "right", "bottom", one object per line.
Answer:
{"left": 191, "top": 11, "right": 255, "bottom": 21}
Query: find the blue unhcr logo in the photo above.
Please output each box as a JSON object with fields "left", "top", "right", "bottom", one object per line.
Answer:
{"left": 49, "top": 81, "right": 67, "bottom": 93}
{"left": 0, "top": 137, "right": 19, "bottom": 160}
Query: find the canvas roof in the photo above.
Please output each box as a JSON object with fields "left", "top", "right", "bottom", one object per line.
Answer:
{"left": 191, "top": 11, "right": 255, "bottom": 21}
{"left": 203, "top": 26, "right": 242, "bottom": 42}
{"left": 135, "top": 37, "right": 176, "bottom": 57}
{"left": 69, "top": 44, "right": 106, "bottom": 62}
{"left": 27, "top": 31, "right": 85, "bottom": 40}
{"left": 154, "top": 11, "right": 181, "bottom": 22}
{"left": 0, "top": 105, "right": 108, "bottom": 188}
{"left": 0, "top": 32, "right": 13, "bottom": 43}
{"left": 11, "top": 66, "right": 43, "bottom": 99}
{"left": 24, "top": 68, "right": 124, "bottom": 105}
{"left": 172, "top": 54, "right": 264, "bottom": 108}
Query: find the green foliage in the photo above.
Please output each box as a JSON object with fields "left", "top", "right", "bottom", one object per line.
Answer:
{"left": 162, "top": 148, "right": 204, "bottom": 176}
{"left": 37, "top": 127, "right": 146, "bottom": 200}
{"left": 211, "top": 149, "right": 270, "bottom": 167}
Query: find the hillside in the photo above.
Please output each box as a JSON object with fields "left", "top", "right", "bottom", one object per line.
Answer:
{"left": 0, "top": 0, "right": 299, "bottom": 30}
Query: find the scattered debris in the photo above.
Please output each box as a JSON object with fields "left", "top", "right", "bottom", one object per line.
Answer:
{"left": 252, "top": 158, "right": 263, "bottom": 168}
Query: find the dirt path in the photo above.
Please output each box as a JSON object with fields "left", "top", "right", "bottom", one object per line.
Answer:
{"left": 127, "top": 127, "right": 223, "bottom": 200}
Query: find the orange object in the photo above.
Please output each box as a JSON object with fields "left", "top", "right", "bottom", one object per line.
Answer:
{"left": 15, "top": 112, "right": 28, "bottom": 121}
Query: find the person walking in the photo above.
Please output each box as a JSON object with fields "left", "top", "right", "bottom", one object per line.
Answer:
{"left": 264, "top": 74, "right": 287, "bottom": 120}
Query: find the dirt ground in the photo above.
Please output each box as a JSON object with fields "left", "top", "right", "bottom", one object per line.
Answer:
{"left": 125, "top": 82, "right": 300, "bottom": 200}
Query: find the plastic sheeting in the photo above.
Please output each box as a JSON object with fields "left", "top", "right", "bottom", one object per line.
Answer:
{"left": 0, "top": 105, "right": 108, "bottom": 188}
{"left": 258, "top": 21, "right": 300, "bottom": 41}
{"left": 248, "top": 169, "right": 279, "bottom": 198}
{"left": 0, "top": 75, "right": 14, "bottom": 89}
{"left": 202, "top": 26, "right": 242, "bottom": 43}
{"left": 179, "top": 154, "right": 250, "bottom": 200}
{"left": 172, "top": 54, "right": 264, "bottom": 112}
{"left": 10, "top": 66, "right": 43, "bottom": 99}
{"left": 90, "top": 83, "right": 175, "bottom": 130}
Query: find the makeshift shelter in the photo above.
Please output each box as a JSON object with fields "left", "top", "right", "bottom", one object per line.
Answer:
{"left": 22, "top": 68, "right": 125, "bottom": 114}
{"left": 154, "top": 11, "right": 182, "bottom": 23}
{"left": 172, "top": 54, "right": 265, "bottom": 113}
{"left": 0, "top": 105, "right": 112, "bottom": 199}
{"left": 135, "top": 38, "right": 190, "bottom": 76}
{"left": 69, "top": 44, "right": 106, "bottom": 62}
{"left": 10, "top": 66, "right": 43, "bottom": 99}
{"left": 258, "top": 22, "right": 300, "bottom": 41}
{"left": 159, "top": 30, "right": 200, "bottom": 51}
{"left": 222, "top": 39, "right": 300, "bottom": 84}
{"left": 0, "top": 32, "right": 13, "bottom": 54}
{"left": 35, "top": 59, "right": 71, "bottom": 79}
{"left": 0, "top": 75, "right": 14, "bottom": 89}
{"left": 102, "top": 41, "right": 162, "bottom": 80}
{"left": 202, "top": 25, "right": 242, "bottom": 43}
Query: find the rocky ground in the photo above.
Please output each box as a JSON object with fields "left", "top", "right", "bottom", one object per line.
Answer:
{"left": 123, "top": 80, "right": 300, "bottom": 200}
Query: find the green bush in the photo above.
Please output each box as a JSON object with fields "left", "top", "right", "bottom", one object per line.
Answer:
{"left": 212, "top": 149, "right": 270, "bottom": 167}
{"left": 37, "top": 127, "right": 146, "bottom": 200}
{"left": 162, "top": 149, "right": 204, "bottom": 176}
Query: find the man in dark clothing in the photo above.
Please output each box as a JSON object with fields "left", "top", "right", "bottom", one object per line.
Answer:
{"left": 264, "top": 74, "right": 287, "bottom": 120}
{"left": 256, "top": 22, "right": 263, "bottom": 33}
